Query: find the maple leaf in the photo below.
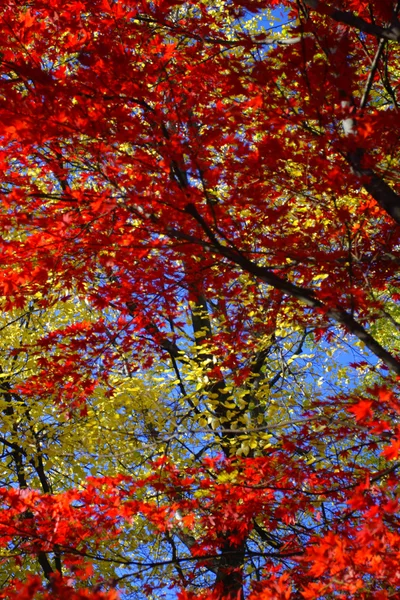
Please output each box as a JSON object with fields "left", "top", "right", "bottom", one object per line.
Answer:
{"left": 301, "top": 582, "right": 328, "bottom": 599}
{"left": 381, "top": 438, "right": 400, "bottom": 461}
{"left": 348, "top": 400, "right": 374, "bottom": 421}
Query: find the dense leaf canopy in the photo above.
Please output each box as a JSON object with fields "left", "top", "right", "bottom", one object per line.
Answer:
{"left": 0, "top": 0, "right": 399, "bottom": 598}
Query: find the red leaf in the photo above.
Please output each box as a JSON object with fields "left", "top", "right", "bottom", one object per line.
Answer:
{"left": 348, "top": 400, "right": 374, "bottom": 421}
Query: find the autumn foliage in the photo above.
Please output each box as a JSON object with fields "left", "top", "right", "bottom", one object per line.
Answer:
{"left": 0, "top": 0, "right": 399, "bottom": 598}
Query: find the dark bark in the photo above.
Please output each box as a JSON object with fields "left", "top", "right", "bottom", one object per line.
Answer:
{"left": 214, "top": 540, "right": 246, "bottom": 600}
{"left": 362, "top": 171, "right": 400, "bottom": 225}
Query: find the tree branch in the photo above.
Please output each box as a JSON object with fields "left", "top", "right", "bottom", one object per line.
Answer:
{"left": 304, "top": 1, "right": 400, "bottom": 42}
{"left": 179, "top": 203, "right": 400, "bottom": 375}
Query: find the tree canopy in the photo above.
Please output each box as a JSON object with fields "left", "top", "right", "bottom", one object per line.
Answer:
{"left": 0, "top": 0, "right": 399, "bottom": 598}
